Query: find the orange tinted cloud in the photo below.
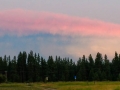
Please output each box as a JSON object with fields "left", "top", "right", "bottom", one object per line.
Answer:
{"left": 0, "top": 9, "right": 120, "bottom": 37}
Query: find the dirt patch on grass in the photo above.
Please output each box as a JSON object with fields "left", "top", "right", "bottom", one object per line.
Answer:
{"left": 43, "top": 88, "right": 57, "bottom": 90}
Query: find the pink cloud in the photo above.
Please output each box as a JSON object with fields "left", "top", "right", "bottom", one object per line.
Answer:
{"left": 0, "top": 9, "right": 120, "bottom": 37}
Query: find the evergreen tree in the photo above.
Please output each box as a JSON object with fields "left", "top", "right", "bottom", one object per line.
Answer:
{"left": 0, "top": 57, "right": 3, "bottom": 74}
{"left": 17, "top": 51, "right": 27, "bottom": 82}
{"left": 76, "top": 57, "right": 82, "bottom": 81}
{"left": 3, "top": 55, "right": 7, "bottom": 73}
{"left": 88, "top": 54, "right": 94, "bottom": 81}
{"left": 36, "top": 53, "right": 41, "bottom": 81}
{"left": 95, "top": 52, "right": 103, "bottom": 81}
{"left": 111, "top": 52, "right": 119, "bottom": 80}
{"left": 77, "top": 55, "right": 87, "bottom": 81}
{"left": 54, "top": 56, "right": 61, "bottom": 81}
{"left": 8, "top": 56, "right": 18, "bottom": 82}
{"left": 40, "top": 57, "right": 47, "bottom": 82}
{"left": 47, "top": 56, "right": 55, "bottom": 81}
{"left": 81, "top": 55, "right": 87, "bottom": 81}
{"left": 1, "top": 50, "right": 120, "bottom": 82}
{"left": 68, "top": 59, "right": 76, "bottom": 81}
{"left": 27, "top": 50, "right": 34, "bottom": 82}
{"left": 103, "top": 54, "right": 111, "bottom": 80}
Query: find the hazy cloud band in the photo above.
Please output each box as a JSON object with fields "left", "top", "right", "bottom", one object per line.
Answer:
{"left": 0, "top": 9, "right": 120, "bottom": 37}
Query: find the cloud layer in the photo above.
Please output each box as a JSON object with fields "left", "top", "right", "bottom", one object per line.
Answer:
{"left": 0, "top": 9, "right": 120, "bottom": 37}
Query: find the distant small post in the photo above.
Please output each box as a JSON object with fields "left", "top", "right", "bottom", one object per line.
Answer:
{"left": 74, "top": 76, "right": 76, "bottom": 81}
{"left": 5, "top": 71, "right": 7, "bottom": 82}
{"left": 45, "top": 77, "right": 48, "bottom": 83}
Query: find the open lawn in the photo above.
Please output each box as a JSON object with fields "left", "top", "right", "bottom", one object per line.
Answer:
{"left": 0, "top": 81, "right": 120, "bottom": 90}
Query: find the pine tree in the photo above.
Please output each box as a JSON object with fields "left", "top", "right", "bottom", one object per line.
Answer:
{"left": 41, "top": 57, "right": 47, "bottom": 82}
{"left": 0, "top": 57, "right": 3, "bottom": 74}
{"left": 54, "top": 56, "right": 61, "bottom": 81}
{"left": 3, "top": 55, "right": 7, "bottom": 73}
{"left": 95, "top": 52, "right": 103, "bottom": 81}
{"left": 27, "top": 50, "right": 34, "bottom": 82}
{"left": 47, "top": 56, "right": 55, "bottom": 81}
{"left": 76, "top": 57, "right": 82, "bottom": 81}
{"left": 8, "top": 56, "right": 18, "bottom": 82}
{"left": 88, "top": 54, "right": 94, "bottom": 81}
{"left": 17, "top": 51, "right": 27, "bottom": 82}
{"left": 103, "top": 54, "right": 111, "bottom": 80}
{"left": 111, "top": 52, "right": 119, "bottom": 80}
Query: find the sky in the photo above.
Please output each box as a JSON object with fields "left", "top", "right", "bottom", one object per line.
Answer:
{"left": 0, "top": 0, "right": 120, "bottom": 60}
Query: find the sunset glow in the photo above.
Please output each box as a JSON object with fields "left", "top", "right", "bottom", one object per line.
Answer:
{"left": 0, "top": 1, "right": 120, "bottom": 60}
{"left": 0, "top": 9, "right": 120, "bottom": 37}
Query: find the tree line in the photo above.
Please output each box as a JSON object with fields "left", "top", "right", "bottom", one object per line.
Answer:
{"left": 0, "top": 50, "right": 120, "bottom": 82}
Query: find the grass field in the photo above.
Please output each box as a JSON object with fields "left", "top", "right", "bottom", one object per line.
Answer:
{"left": 0, "top": 81, "right": 120, "bottom": 90}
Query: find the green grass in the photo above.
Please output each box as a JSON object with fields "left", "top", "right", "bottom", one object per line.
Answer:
{"left": 0, "top": 81, "right": 120, "bottom": 90}
{"left": 0, "top": 83, "right": 42, "bottom": 90}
